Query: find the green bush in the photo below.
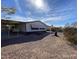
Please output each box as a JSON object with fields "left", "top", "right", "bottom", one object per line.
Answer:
{"left": 64, "top": 27, "right": 77, "bottom": 45}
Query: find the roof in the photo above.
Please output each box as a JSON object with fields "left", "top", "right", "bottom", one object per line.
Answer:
{"left": 1, "top": 19, "right": 48, "bottom": 27}
{"left": 1, "top": 19, "right": 26, "bottom": 23}
{"left": 26, "top": 21, "right": 48, "bottom": 27}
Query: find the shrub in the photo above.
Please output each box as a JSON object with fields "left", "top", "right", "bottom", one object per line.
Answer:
{"left": 47, "top": 27, "right": 63, "bottom": 32}
{"left": 64, "top": 27, "right": 77, "bottom": 45}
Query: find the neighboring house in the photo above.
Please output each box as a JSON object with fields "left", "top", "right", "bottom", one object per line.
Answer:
{"left": 1, "top": 19, "right": 48, "bottom": 32}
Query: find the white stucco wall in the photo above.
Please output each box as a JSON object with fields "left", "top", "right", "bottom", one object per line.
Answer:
{"left": 26, "top": 21, "right": 48, "bottom": 32}
{"left": 26, "top": 23, "right": 31, "bottom": 32}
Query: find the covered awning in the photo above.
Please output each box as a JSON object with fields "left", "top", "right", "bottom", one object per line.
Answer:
{"left": 1, "top": 19, "right": 23, "bottom": 25}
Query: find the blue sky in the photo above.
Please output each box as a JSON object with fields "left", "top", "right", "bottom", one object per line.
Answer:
{"left": 1, "top": 0, "right": 77, "bottom": 27}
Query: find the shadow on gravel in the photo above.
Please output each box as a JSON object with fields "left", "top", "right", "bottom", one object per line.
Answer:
{"left": 1, "top": 32, "right": 49, "bottom": 47}
{"left": 51, "top": 34, "right": 59, "bottom": 37}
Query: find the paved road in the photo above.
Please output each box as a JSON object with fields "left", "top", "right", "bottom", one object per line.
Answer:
{"left": 1, "top": 33, "right": 77, "bottom": 59}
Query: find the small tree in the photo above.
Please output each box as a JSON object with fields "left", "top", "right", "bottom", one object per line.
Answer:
{"left": 1, "top": 6, "right": 16, "bottom": 19}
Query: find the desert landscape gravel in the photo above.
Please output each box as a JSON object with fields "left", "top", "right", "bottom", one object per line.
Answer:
{"left": 1, "top": 33, "right": 77, "bottom": 59}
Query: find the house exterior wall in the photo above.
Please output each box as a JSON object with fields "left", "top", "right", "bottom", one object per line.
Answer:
{"left": 26, "top": 22, "right": 48, "bottom": 32}
{"left": 26, "top": 23, "right": 31, "bottom": 32}
{"left": 17, "top": 23, "right": 26, "bottom": 32}
{"left": 1, "top": 20, "right": 48, "bottom": 32}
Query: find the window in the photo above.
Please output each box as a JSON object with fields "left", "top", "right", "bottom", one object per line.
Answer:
{"left": 31, "top": 28, "right": 39, "bottom": 30}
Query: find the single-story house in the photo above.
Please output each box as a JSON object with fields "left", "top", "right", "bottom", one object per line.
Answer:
{"left": 1, "top": 19, "right": 48, "bottom": 32}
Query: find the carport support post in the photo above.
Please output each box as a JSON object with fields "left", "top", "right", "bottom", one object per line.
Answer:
{"left": 16, "top": 29, "right": 18, "bottom": 37}
{"left": 50, "top": 27, "right": 51, "bottom": 34}
{"left": 6, "top": 25, "right": 10, "bottom": 39}
{"left": 50, "top": 26, "right": 52, "bottom": 34}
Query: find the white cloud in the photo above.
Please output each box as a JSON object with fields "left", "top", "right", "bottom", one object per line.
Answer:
{"left": 24, "top": 17, "right": 36, "bottom": 21}
{"left": 40, "top": 15, "right": 71, "bottom": 22}
{"left": 53, "top": 8, "right": 75, "bottom": 13}
{"left": 25, "top": 11, "right": 32, "bottom": 17}
{"left": 52, "top": 24, "right": 64, "bottom": 27}
{"left": 4, "top": 15, "right": 27, "bottom": 22}
{"left": 45, "top": 16, "right": 65, "bottom": 21}
{"left": 4, "top": 15, "right": 39, "bottom": 22}
{"left": 4, "top": 13, "right": 70, "bottom": 23}
{"left": 14, "top": 0, "right": 22, "bottom": 13}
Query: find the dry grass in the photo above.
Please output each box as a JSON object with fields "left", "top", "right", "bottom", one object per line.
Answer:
{"left": 64, "top": 27, "right": 77, "bottom": 45}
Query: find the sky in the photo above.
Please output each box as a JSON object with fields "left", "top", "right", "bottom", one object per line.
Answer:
{"left": 1, "top": 0, "right": 77, "bottom": 27}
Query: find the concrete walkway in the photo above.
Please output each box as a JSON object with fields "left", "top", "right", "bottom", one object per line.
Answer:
{"left": 1, "top": 33, "right": 77, "bottom": 59}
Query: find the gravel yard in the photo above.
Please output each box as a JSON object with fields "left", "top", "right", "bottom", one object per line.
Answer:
{"left": 1, "top": 32, "right": 77, "bottom": 59}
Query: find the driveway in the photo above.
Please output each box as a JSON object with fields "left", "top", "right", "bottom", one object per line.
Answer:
{"left": 1, "top": 33, "right": 77, "bottom": 59}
